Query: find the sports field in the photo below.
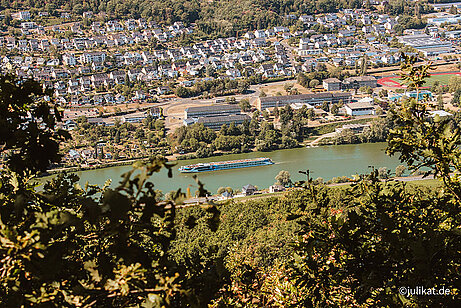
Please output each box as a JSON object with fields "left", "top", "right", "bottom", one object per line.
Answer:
{"left": 378, "top": 72, "right": 461, "bottom": 88}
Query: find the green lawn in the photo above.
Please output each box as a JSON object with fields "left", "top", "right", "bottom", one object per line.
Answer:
{"left": 390, "top": 74, "right": 459, "bottom": 88}
{"left": 329, "top": 178, "right": 442, "bottom": 191}
{"left": 406, "top": 178, "right": 442, "bottom": 189}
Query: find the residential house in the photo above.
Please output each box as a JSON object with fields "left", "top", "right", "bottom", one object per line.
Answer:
{"left": 79, "top": 52, "right": 106, "bottom": 64}
{"left": 242, "top": 184, "right": 257, "bottom": 196}
{"left": 157, "top": 86, "right": 172, "bottom": 95}
{"left": 274, "top": 26, "right": 289, "bottom": 33}
{"left": 109, "top": 70, "right": 126, "bottom": 84}
{"left": 14, "top": 11, "right": 31, "bottom": 20}
{"left": 62, "top": 53, "right": 77, "bottom": 66}
{"left": 269, "top": 184, "right": 286, "bottom": 193}
{"left": 254, "top": 30, "right": 266, "bottom": 38}
{"left": 226, "top": 68, "right": 241, "bottom": 78}
{"left": 259, "top": 63, "right": 276, "bottom": 78}
{"left": 299, "top": 15, "right": 314, "bottom": 23}
{"left": 90, "top": 74, "right": 109, "bottom": 89}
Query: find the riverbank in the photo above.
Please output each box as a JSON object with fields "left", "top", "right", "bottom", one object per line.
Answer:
{"left": 44, "top": 116, "right": 382, "bottom": 176}
{"left": 42, "top": 131, "right": 378, "bottom": 177}
{"left": 181, "top": 175, "right": 440, "bottom": 206}
{"left": 42, "top": 157, "right": 151, "bottom": 176}
{"left": 40, "top": 143, "right": 402, "bottom": 194}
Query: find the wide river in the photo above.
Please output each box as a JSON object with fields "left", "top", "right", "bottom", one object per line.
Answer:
{"left": 59, "top": 142, "right": 402, "bottom": 194}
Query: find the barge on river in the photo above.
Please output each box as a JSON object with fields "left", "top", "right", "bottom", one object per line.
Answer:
{"left": 178, "top": 157, "right": 274, "bottom": 173}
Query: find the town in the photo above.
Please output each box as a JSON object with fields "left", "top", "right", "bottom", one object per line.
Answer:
{"left": 2, "top": 1, "right": 461, "bottom": 307}
{"left": 1, "top": 3, "right": 461, "bottom": 170}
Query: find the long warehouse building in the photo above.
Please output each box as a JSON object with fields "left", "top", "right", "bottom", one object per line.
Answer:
{"left": 257, "top": 92, "right": 352, "bottom": 110}
{"left": 196, "top": 114, "right": 250, "bottom": 130}
{"left": 185, "top": 104, "right": 241, "bottom": 119}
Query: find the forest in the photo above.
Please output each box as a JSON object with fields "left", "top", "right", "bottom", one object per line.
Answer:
{"left": 3, "top": 0, "right": 364, "bottom": 37}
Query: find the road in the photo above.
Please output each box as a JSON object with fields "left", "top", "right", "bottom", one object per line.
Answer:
{"left": 161, "top": 81, "right": 293, "bottom": 131}
{"left": 279, "top": 39, "right": 297, "bottom": 68}
{"left": 306, "top": 132, "right": 337, "bottom": 146}
{"left": 159, "top": 36, "right": 312, "bottom": 132}
{"left": 395, "top": 174, "right": 435, "bottom": 182}
{"left": 162, "top": 39, "right": 297, "bottom": 131}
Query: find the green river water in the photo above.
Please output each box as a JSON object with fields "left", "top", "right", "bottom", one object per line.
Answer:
{"left": 64, "top": 142, "right": 401, "bottom": 194}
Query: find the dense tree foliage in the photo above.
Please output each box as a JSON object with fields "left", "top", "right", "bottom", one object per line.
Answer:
{"left": 0, "top": 159, "right": 185, "bottom": 307}
{"left": 284, "top": 57, "right": 461, "bottom": 307}
{"left": 174, "top": 79, "right": 249, "bottom": 98}
{"left": 171, "top": 107, "right": 307, "bottom": 157}
{"left": 0, "top": 77, "right": 218, "bottom": 307}
{"left": 0, "top": 75, "right": 70, "bottom": 173}
{"left": 275, "top": 170, "right": 292, "bottom": 186}
{"left": 393, "top": 15, "right": 427, "bottom": 34}
{"left": 169, "top": 192, "right": 304, "bottom": 306}
{"left": 334, "top": 118, "right": 390, "bottom": 145}
{"left": 12, "top": 0, "right": 365, "bottom": 37}
{"left": 168, "top": 55, "right": 461, "bottom": 306}
{"left": 70, "top": 116, "right": 168, "bottom": 160}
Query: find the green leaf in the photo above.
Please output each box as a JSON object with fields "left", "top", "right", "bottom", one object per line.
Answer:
{"left": 103, "top": 189, "right": 131, "bottom": 220}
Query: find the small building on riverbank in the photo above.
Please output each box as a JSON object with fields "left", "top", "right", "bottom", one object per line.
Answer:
{"left": 269, "top": 184, "right": 285, "bottom": 193}
{"left": 242, "top": 184, "right": 258, "bottom": 195}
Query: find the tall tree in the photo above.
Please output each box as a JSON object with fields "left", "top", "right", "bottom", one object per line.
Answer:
{"left": 360, "top": 55, "right": 368, "bottom": 76}
{"left": 275, "top": 170, "right": 292, "bottom": 186}
{"left": 284, "top": 83, "right": 294, "bottom": 95}
{"left": 0, "top": 75, "right": 70, "bottom": 174}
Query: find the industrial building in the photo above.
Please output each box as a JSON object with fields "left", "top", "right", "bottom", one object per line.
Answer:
{"left": 257, "top": 92, "right": 352, "bottom": 110}
{"left": 195, "top": 114, "right": 250, "bottom": 130}
{"left": 344, "top": 102, "right": 375, "bottom": 116}
{"left": 397, "top": 34, "right": 452, "bottom": 57}
{"left": 184, "top": 104, "right": 241, "bottom": 119}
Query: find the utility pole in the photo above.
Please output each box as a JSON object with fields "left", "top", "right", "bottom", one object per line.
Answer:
{"left": 368, "top": 165, "right": 377, "bottom": 180}
{"left": 299, "top": 169, "right": 312, "bottom": 183}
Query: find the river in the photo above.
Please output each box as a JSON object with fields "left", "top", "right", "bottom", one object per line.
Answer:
{"left": 56, "top": 142, "right": 401, "bottom": 194}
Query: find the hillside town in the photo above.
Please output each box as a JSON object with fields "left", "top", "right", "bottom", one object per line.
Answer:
{"left": 2, "top": 4, "right": 461, "bottom": 169}
{"left": 3, "top": 0, "right": 461, "bottom": 306}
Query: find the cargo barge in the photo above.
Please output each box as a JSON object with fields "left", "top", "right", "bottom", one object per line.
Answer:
{"left": 178, "top": 157, "right": 274, "bottom": 173}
